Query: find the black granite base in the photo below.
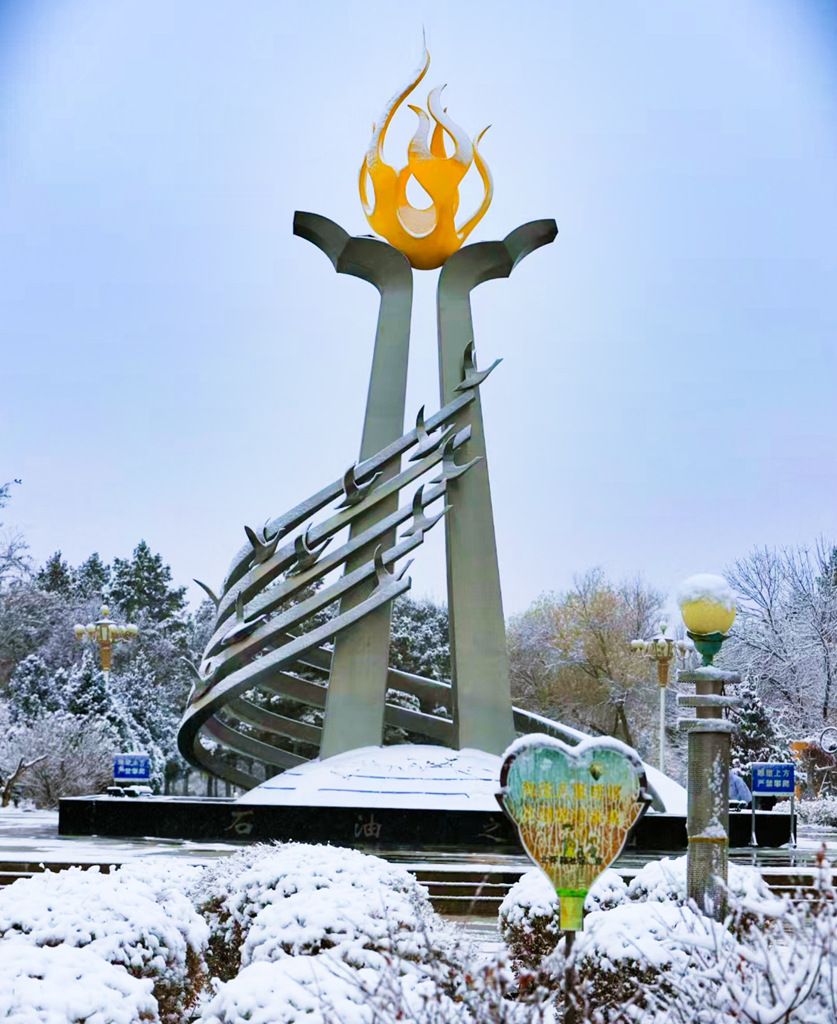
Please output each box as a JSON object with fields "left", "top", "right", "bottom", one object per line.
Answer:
{"left": 58, "top": 796, "right": 794, "bottom": 851}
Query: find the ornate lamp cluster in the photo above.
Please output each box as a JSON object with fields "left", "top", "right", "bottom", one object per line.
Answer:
{"left": 630, "top": 625, "right": 691, "bottom": 774}
{"left": 74, "top": 605, "right": 138, "bottom": 678}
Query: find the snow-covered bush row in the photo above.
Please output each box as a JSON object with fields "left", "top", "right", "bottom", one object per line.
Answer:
{"left": 188, "top": 843, "right": 544, "bottom": 1023}
{"left": 0, "top": 843, "right": 502, "bottom": 1024}
{"left": 0, "top": 863, "right": 209, "bottom": 1023}
{"left": 499, "top": 855, "right": 774, "bottom": 969}
{"left": 776, "top": 796, "right": 837, "bottom": 827}
{"left": 0, "top": 942, "right": 160, "bottom": 1024}
{"left": 501, "top": 853, "right": 837, "bottom": 1023}
{"left": 557, "top": 884, "right": 837, "bottom": 1023}
{"left": 188, "top": 842, "right": 468, "bottom": 983}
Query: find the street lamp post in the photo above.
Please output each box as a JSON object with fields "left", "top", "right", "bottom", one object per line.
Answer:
{"left": 630, "top": 625, "right": 690, "bottom": 775}
{"left": 676, "top": 574, "right": 740, "bottom": 920}
{"left": 74, "top": 605, "right": 138, "bottom": 683}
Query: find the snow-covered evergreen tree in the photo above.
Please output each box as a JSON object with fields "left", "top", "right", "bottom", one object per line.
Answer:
{"left": 111, "top": 651, "right": 179, "bottom": 786}
{"left": 110, "top": 541, "right": 187, "bottom": 622}
{"left": 74, "top": 552, "right": 111, "bottom": 601}
{"left": 7, "top": 654, "right": 65, "bottom": 722}
{"left": 729, "top": 672, "right": 790, "bottom": 776}
{"left": 34, "top": 552, "right": 76, "bottom": 597}
{"left": 389, "top": 596, "right": 450, "bottom": 681}
{"left": 64, "top": 651, "right": 139, "bottom": 755}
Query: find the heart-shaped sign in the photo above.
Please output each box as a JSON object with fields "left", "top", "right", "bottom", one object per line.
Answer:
{"left": 498, "top": 734, "right": 649, "bottom": 930}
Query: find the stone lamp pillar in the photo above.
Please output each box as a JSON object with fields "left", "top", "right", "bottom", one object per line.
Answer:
{"left": 676, "top": 574, "right": 740, "bottom": 919}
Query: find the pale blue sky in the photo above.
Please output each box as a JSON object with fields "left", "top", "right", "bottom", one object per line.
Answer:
{"left": 2, "top": 0, "right": 836, "bottom": 618}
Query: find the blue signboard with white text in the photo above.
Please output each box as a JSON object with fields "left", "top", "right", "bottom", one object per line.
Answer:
{"left": 751, "top": 762, "right": 794, "bottom": 796}
{"left": 113, "top": 753, "right": 151, "bottom": 784}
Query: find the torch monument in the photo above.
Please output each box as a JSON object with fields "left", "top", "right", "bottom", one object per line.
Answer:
{"left": 178, "top": 48, "right": 557, "bottom": 788}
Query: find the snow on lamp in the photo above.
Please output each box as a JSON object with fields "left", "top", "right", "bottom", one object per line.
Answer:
{"left": 677, "top": 573, "right": 736, "bottom": 665}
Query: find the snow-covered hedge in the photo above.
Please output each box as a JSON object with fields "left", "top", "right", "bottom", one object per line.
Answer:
{"left": 500, "top": 855, "right": 775, "bottom": 970}
{"left": 4, "top": 841, "right": 834, "bottom": 1024}
{"left": 0, "top": 863, "right": 209, "bottom": 1023}
{"left": 0, "top": 942, "right": 160, "bottom": 1024}
{"left": 502, "top": 854, "right": 837, "bottom": 1023}
{"left": 776, "top": 796, "right": 837, "bottom": 827}
{"left": 565, "top": 886, "right": 837, "bottom": 1023}
{"left": 189, "top": 842, "right": 466, "bottom": 984}
{"left": 499, "top": 868, "right": 627, "bottom": 970}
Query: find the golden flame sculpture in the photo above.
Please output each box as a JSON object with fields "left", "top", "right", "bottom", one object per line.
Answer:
{"left": 360, "top": 48, "right": 493, "bottom": 270}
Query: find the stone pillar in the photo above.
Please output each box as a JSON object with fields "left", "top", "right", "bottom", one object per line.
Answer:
{"left": 678, "top": 668, "right": 740, "bottom": 918}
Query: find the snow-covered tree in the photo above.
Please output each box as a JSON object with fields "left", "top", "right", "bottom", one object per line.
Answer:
{"left": 507, "top": 570, "right": 666, "bottom": 756}
{"left": 7, "top": 654, "right": 65, "bottom": 722}
{"left": 389, "top": 595, "right": 450, "bottom": 681}
{"left": 74, "top": 551, "right": 111, "bottom": 601}
{"left": 0, "top": 481, "right": 30, "bottom": 589}
{"left": 729, "top": 673, "right": 790, "bottom": 776}
{"left": 722, "top": 540, "right": 837, "bottom": 736}
{"left": 34, "top": 551, "right": 76, "bottom": 597}
{"left": 110, "top": 540, "right": 187, "bottom": 623}
{"left": 4, "top": 713, "right": 117, "bottom": 807}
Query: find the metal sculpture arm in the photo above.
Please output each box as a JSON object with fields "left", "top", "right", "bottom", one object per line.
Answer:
{"left": 437, "top": 219, "right": 557, "bottom": 402}
{"left": 218, "top": 390, "right": 474, "bottom": 616}
{"left": 436, "top": 219, "right": 557, "bottom": 754}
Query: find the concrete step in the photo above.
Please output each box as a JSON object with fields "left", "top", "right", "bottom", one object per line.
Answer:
{"left": 422, "top": 881, "right": 510, "bottom": 899}
{"left": 0, "top": 859, "right": 826, "bottom": 912}
{"left": 430, "top": 894, "right": 505, "bottom": 916}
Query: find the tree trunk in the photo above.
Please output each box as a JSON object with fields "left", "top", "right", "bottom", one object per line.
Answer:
{"left": 1, "top": 756, "right": 47, "bottom": 807}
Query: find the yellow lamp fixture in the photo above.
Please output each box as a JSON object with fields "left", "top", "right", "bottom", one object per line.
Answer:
{"left": 359, "top": 46, "right": 493, "bottom": 270}
{"left": 74, "top": 605, "right": 138, "bottom": 675}
{"left": 677, "top": 574, "right": 736, "bottom": 665}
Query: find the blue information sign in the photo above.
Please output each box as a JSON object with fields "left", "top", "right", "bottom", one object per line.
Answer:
{"left": 113, "top": 753, "right": 151, "bottom": 784}
{"left": 751, "top": 762, "right": 794, "bottom": 795}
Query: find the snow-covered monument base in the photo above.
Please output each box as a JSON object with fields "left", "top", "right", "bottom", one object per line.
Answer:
{"left": 243, "top": 739, "right": 687, "bottom": 816}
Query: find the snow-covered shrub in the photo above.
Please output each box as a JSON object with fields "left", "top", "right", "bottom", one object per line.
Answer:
{"left": 550, "top": 900, "right": 734, "bottom": 1022}
{"left": 625, "top": 855, "right": 776, "bottom": 939}
{"left": 534, "top": 853, "right": 837, "bottom": 1024}
{"left": 198, "top": 949, "right": 549, "bottom": 1024}
{"left": 191, "top": 843, "right": 466, "bottom": 983}
{"left": 636, "top": 887, "right": 837, "bottom": 1023}
{"left": 777, "top": 795, "right": 837, "bottom": 827}
{"left": 499, "top": 868, "right": 626, "bottom": 969}
{"left": 196, "top": 956, "right": 383, "bottom": 1024}
{"left": 625, "top": 854, "right": 770, "bottom": 906}
{"left": 0, "top": 942, "right": 159, "bottom": 1023}
{"left": 0, "top": 865, "right": 209, "bottom": 1023}
{"left": 500, "top": 856, "right": 782, "bottom": 1019}
{"left": 498, "top": 870, "right": 560, "bottom": 971}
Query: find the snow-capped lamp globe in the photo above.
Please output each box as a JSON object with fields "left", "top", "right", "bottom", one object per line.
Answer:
{"left": 677, "top": 574, "right": 736, "bottom": 666}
